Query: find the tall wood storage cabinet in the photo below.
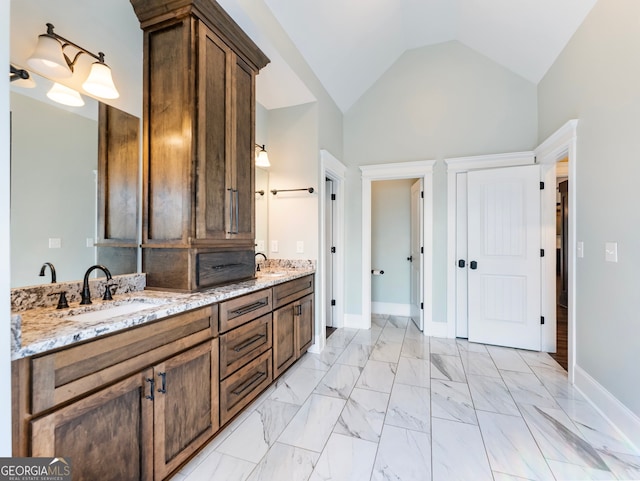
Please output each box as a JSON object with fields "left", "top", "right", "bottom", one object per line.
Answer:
{"left": 131, "top": 0, "right": 270, "bottom": 291}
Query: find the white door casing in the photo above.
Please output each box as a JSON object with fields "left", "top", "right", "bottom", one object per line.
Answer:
{"left": 467, "top": 164, "right": 541, "bottom": 350}
{"left": 410, "top": 179, "right": 423, "bottom": 330}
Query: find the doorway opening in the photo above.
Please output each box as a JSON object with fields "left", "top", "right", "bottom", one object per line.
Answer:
{"left": 319, "top": 150, "right": 346, "bottom": 350}
{"left": 551, "top": 160, "right": 568, "bottom": 370}
{"left": 359, "top": 160, "right": 435, "bottom": 333}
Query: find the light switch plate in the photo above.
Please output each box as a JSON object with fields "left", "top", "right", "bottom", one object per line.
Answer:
{"left": 605, "top": 242, "right": 618, "bottom": 262}
{"left": 577, "top": 241, "right": 584, "bottom": 258}
{"left": 271, "top": 240, "right": 279, "bottom": 253}
{"left": 296, "top": 241, "right": 304, "bottom": 253}
{"left": 256, "top": 240, "right": 265, "bottom": 252}
{"left": 48, "top": 238, "right": 61, "bottom": 249}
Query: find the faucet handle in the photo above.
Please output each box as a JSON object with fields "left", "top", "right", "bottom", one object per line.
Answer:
{"left": 102, "top": 283, "right": 116, "bottom": 301}
{"left": 48, "top": 291, "right": 69, "bottom": 309}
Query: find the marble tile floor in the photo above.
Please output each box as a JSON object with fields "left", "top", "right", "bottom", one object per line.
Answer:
{"left": 171, "top": 314, "right": 640, "bottom": 481}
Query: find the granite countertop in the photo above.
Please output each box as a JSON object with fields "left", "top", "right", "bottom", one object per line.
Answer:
{"left": 11, "top": 268, "right": 315, "bottom": 360}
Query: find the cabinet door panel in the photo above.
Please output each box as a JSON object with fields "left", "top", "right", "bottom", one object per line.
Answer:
{"left": 31, "top": 372, "right": 153, "bottom": 481}
{"left": 296, "top": 294, "right": 314, "bottom": 357}
{"left": 232, "top": 56, "right": 255, "bottom": 239}
{"left": 273, "top": 305, "right": 296, "bottom": 379}
{"left": 198, "top": 23, "right": 230, "bottom": 240}
{"left": 154, "top": 339, "right": 219, "bottom": 479}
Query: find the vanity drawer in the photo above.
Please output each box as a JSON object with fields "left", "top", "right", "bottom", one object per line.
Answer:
{"left": 30, "top": 304, "right": 217, "bottom": 414}
{"left": 219, "top": 313, "right": 272, "bottom": 379}
{"left": 273, "top": 275, "right": 314, "bottom": 308}
{"left": 197, "top": 250, "right": 255, "bottom": 288}
{"left": 219, "top": 289, "right": 272, "bottom": 333}
{"left": 220, "top": 350, "right": 272, "bottom": 425}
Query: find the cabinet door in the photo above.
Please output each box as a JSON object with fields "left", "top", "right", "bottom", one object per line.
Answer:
{"left": 153, "top": 339, "right": 219, "bottom": 480}
{"left": 272, "top": 304, "right": 296, "bottom": 379}
{"left": 196, "top": 22, "right": 232, "bottom": 241}
{"left": 31, "top": 372, "right": 153, "bottom": 481}
{"left": 231, "top": 55, "right": 255, "bottom": 240}
{"left": 296, "top": 293, "right": 315, "bottom": 357}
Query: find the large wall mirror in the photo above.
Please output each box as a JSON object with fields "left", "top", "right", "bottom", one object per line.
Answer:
{"left": 10, "top": 73, "right": 140, "bottom": 287}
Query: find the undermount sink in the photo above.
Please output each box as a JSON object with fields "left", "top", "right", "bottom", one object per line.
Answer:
{"left": 258, "top": 271, "right": 287, "bottom": 278}
{"left": 64, "top": 298, "right": 169, "bottom": 322}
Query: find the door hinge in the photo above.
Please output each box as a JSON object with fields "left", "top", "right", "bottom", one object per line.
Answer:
{"left": 331, "top": 193, "right": 336, "bottom": 201}
{"left": 421, "top": 191, "right": 424, "bottom": 198}
{"left": 421, "top": 246, "right": 423, "bottom": 254}
{"left": 331, "top": 299, "right": 336, "bottom": 306}
{"left": 331, "top": 246, "right": 336, "bottom": 253}
{"left": 540, "top": 181, "right": 545, "bottom": 190}
{"left": 541, "top": 316, "right": 545, "bottom": 325}
{"left": 420, "top": 302, "right": 424, "bottom": 310}
{"left": 540, "top": 249, "right": 545, "bottom": 257}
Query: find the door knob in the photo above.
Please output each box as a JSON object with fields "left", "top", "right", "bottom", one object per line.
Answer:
{"left": 458, "top": 259, "right": 465, "bottom": 268}
{"left": 407, "top": 256, "right": 413, "bottom": 262}
{"left": 470, "top": 261, "right": 478, "bottom": 270}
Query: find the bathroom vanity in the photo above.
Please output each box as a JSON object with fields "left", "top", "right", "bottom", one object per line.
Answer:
{"left": 11, "top": 268, "right": 315, "bottom": 481}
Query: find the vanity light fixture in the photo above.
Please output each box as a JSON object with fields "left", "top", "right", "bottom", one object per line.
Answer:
{"left": 27, "top": 23, "right": 119, "bottom": 100}
{"left": 47, "top": 82, "right": 85, "bottom": 107}
{"left": 255, "top": 144, "right": 271, "bottom": 168}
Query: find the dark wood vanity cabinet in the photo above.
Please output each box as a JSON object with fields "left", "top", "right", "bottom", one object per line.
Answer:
{"left": 273, "top": 276, "right": 315, "bottom": 378}
{"left": 130, "top": 0, "right": 270, "bottom": 291}
{"left": 13, "top": 305, "right": 219, "bottom": 481}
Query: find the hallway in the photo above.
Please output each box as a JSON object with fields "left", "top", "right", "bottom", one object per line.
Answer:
{"left": 173, "top": 315, "right": 640, "bottom": 481}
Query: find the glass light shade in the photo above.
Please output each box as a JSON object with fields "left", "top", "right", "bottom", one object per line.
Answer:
{"left": 256, "top": 149, "right": 270, "bottom": 168}
{"left": 47, "top": 82, "right": 85, "bottom": 107}
{"left": 27, "top": 34, "right": 72, "bottom": 78}
{"left": 82, "top": 62, "right": 119, "bottom": 99}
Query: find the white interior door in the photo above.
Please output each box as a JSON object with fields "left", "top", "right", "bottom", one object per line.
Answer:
{"left": 467, "top": 164, "right": 541, "bottom": 350}
{"left": 325, "top": 177, "right": 335, "bottom": 328}
{"left": 410, "top": 179, "right": 423, "bottom": 330}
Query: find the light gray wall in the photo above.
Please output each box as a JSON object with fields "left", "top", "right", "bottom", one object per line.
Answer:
{"left": 538, "top": 0, "right": 640, "bottom": 416}
{"left": 344, "top": 40, "right": 538, "bottom": 322}
{"left": 267, "top": 103, "right": 319, "bottom": 259}
{"left": 1, "top": 0, "right": 12, "bottom": 455}
{"left": 371, "top": 179, "right": 413, "bottom": 305}
{"left": 10, "top": 93, "right": 98, "bottom": 287}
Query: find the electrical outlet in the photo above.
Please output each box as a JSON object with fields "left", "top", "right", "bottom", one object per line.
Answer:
{"left": 48, "top": 238, "right": 61, "bottom": 249}
{"left": 577, "top": 241, "right": 584, "bottom": 258}
{"left": 256, "top": 240, "right": 265, "bottom": 252}
{"left": 296, "top": 241, "right": 304, "bottom": 253}
{"left": 86, "top": 237, "right": 94, "bottom": 247}
{"left": 271, "top": 240, "right": 279, "bottom": 253}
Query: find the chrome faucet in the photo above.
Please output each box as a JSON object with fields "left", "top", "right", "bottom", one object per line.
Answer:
{"left": 39, "top": 262, "right": 56, "bottom": 283}
{"left": 80, "top": 265, "right": 113, "bottom": 305}
{"left": 255, "top": 252, "right": 267, "bottom": 272}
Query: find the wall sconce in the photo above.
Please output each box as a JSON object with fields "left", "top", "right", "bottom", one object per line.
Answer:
{"left": 27, "top": 23, "right": 119, "bottom": 100}
{"left": 255, "top": 144, "right": 271, "bottom": 168}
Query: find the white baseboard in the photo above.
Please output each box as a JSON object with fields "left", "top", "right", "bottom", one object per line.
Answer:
{"left": 574, "top": 365, "right": 640, "bottom": 452}
{"left": 344, "top": 313, "right": 369, "bottom": 329}
{"left": 371, "top": 302, "right": 410, "bottom": 316}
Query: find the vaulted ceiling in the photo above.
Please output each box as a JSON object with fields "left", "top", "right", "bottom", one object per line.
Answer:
{"left": 262, "top": 0, "right": 597, "bottom": 112}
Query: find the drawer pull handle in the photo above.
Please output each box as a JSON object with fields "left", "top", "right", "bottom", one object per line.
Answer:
{"left": 231, "top": 299, "right": 268, "bottom": 317}
{"left": 231, "top": 371, "right": 267, "bottom": 396}
{"left": 212, "top": 263, "right": 242, "bottom": 271}
{"left": 233, "top": 334, "right": 266, "bottom": 352}
{"left": 145, "top": 378, "right": 155, "bottom": 401}
{"left": 157, "top": 372, "right": 167, "bottom": 394}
